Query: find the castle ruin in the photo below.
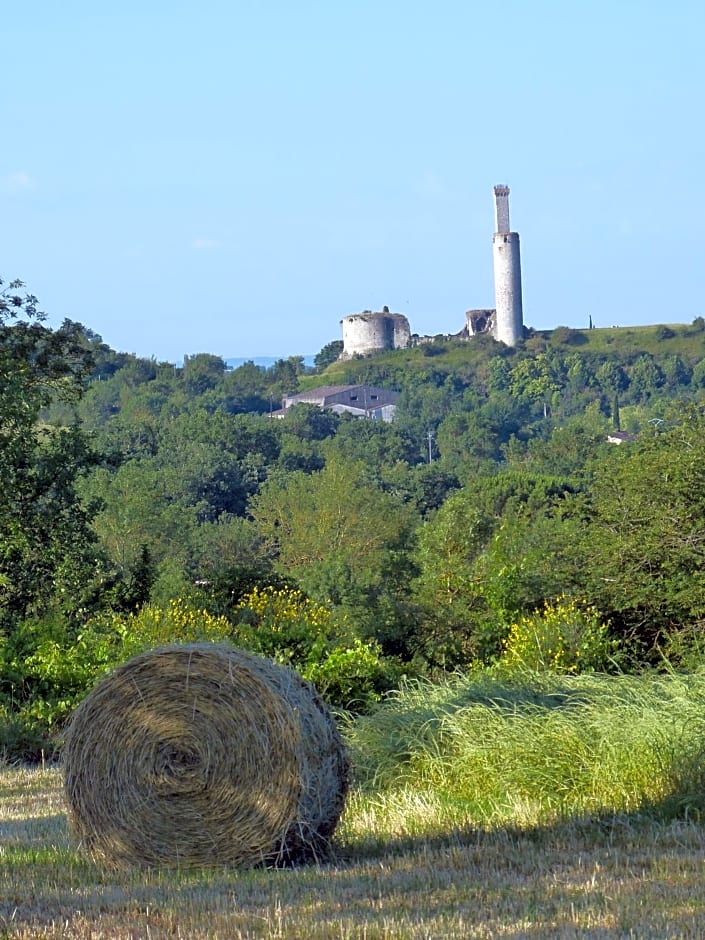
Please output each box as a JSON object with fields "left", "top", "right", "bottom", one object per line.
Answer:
{"left": 339, "top": 185, "right": 524, "bottom": 358}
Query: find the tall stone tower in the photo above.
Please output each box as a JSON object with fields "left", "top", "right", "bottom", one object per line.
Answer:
{"left": 492, "top": 185, "right": 523, "bottom": 346}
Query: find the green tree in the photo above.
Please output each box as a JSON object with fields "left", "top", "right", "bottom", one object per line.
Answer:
{"left": 394, "top": 375, "right": 463, "bottom": 458}
{"left": 280, "top": 403, "right": 339, "bottom": 442}
{"left": 323, "top": 416, "right": 416, "bottom": 474}
{"left": 251, "top": 455, "right": 413, "bottom": 592}
{"left": 380, "top": 461, "right": 461, "bottom": 516}
{"left": 627, "top": 354, "right": 664, "bottom": 400}
{"left": 582, "top": 406, "right": 705, "bottom": 652}
{"left": 509, "top": 353, "right": 562, "bottom": 412}
{"left": 692, "top": 358, "right": 705, "bottom": 390}
{"left": 181, "top": 353, "right": 227, "bottom": 396}
{"left": 475, "top": 507, "right": 585, "bottom": 630}
{"left": 219, "top": 360, "right": 269, "bottom": 413}
{"left": 80, "top": 461, "right": 197, "bottom": 580}
{"left": 0, "top": 280, "right": 99, "bottom": 624}
{"left": 411, "top": 490, "right": 494, "bottom": 666}
{"left": 314, "top": 340, "right": 344, "bottom": 370}
{"left": 436, "top": 410, "right": 502, "bottom": 464}
{"left": 267, "top": 357, "right": 306, "bottom": 400}
{"left": 250, "top": 455, "right": 417, "bottom": 655}
{"left": 485, "top": 355, "right": 512, "bottom": 393}
{"left": 661, "top": 355, "right": 692, "bottom": 391}
{"left": 595, "top": 360, "right": 629, "bottom": 397}
{"left": 190, "top": 515, "right": 266, "bottom": 586}
{"left": 505, "top": 409, "right": 609, "bottom": 477}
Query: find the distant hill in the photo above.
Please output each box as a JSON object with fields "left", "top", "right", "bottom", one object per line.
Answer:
{"left": 226, "top": 356, "right": 315, "bottom": 370}
{"left": 299, "top": 321, "right": 705, "bottom": 392}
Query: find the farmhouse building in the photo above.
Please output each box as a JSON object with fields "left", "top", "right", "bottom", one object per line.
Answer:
{"left": 278, "top": 384, "right": 400, "bottom": 421}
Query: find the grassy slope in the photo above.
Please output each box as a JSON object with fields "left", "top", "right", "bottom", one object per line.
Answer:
{"left": 300, "top": 321, "right": 705, "bottom": 392}
{"left": 562, "top": 322, "right": 705, "bottom": 359}
{"left": 3, "top": 670, "right": 705, "bottom": 938}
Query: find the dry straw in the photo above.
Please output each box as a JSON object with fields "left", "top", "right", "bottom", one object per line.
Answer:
{"left": 62, "top": 643, "right": 349, "bottom": 869}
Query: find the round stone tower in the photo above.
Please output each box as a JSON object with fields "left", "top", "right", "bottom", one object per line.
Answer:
{"left": 340, "top": 308, "right": 410, "bottom": 359}
{"left": 492, "top": 185, "right": 523, "bottom": 347}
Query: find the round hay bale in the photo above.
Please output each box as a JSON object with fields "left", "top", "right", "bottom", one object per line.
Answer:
{"left": 62, "top": 643, "right": 349, "bottom": 869}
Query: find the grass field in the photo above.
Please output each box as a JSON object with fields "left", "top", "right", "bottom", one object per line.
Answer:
{"left": 3, "top": 670, "right": 705, "bottom": 938}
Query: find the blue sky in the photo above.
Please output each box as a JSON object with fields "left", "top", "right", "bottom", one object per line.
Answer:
{"left": 2, "top": 1, "right": 704, "bottom": 362}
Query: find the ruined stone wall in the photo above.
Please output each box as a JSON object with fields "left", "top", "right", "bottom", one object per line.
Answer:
{"left": 465, "top": 309, "right": 496, "bottom": 337}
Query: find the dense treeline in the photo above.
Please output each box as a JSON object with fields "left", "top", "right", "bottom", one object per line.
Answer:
{"left": 4, "top": 277, "right": 705, "bottom": 757}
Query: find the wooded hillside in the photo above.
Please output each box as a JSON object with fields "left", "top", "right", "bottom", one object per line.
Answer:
{"left": 4, "top": 282, "right": 705, "bottom": 758}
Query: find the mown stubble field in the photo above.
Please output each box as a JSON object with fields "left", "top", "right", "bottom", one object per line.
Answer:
{"left": 2, "top": 766, "right": 705, "bottom": 939}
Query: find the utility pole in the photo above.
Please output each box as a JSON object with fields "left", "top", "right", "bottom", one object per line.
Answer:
{"left": 427, "top": 431, "right": 434, "bottom": 464}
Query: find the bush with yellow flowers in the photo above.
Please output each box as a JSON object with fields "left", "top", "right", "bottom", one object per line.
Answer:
{"left": 0, "top": 598, "right": 237, "bottom": 760}
{"left": 233, "top": 585, "right": 395, "bottom": 708}
{"left": 500, "top": 596, "right": 616, "bottom": 674}
{"left": 233, "top": 585, "right": 331, "bottom": 662}
{"left": 113, "top": 598, "right": 234, "bottom": 659}
{"left": 2, "top": 586, "right": 396, "bottom": 763}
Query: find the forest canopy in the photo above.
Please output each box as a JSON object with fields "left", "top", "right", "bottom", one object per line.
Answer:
{"left": 3, "top": 279, "right": 705, "bottom": 758}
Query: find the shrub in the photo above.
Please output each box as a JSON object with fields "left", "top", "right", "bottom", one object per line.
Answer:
{"left": 421, "top": 342, "right": 447, "bottom": 357}
{"left": 551, "top": 326, "right": 587, "bottom": 346}
{"left": 661, "top": 623, "right": 705, "bottom": 670}
{"left": 0, "top": 601, "right": 235, "bottom": 760}
{"left": 234, "top": 585, "right": 394, "bottom": 708}
{"left": 114, "top": 599, "right": 233, "bottom": 658}
{"left": 233, "top": 585, "right": 331, "bottom": 663}
{"left": 500, "top": 596, "right": 616, "bottom": 674}
{"left": 0, "top": 703, "right": 53, "bottom": 762}
{"left": 0, "top": 612, "right": 120, "bottom": 760}
{"left": 0, "top": 587, "right": 397, "bottom": 761}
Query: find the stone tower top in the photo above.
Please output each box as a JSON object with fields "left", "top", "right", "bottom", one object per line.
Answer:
{"left": 493, "top": 184, "right": 511, "bottom": 234}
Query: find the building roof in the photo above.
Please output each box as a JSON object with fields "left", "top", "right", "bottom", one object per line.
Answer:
{"left": 284, "top": 384, "right": 400, "bottom": 405}
{"left": 280, "top": 384, "right": 400, "bottom": 421}
{"left": 288, "top": 384, "right": 362, "bottom": 399}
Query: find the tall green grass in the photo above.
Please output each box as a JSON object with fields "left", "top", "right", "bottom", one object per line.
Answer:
{"left": 340, "top": 668, "right": 705, "bottom": 841}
